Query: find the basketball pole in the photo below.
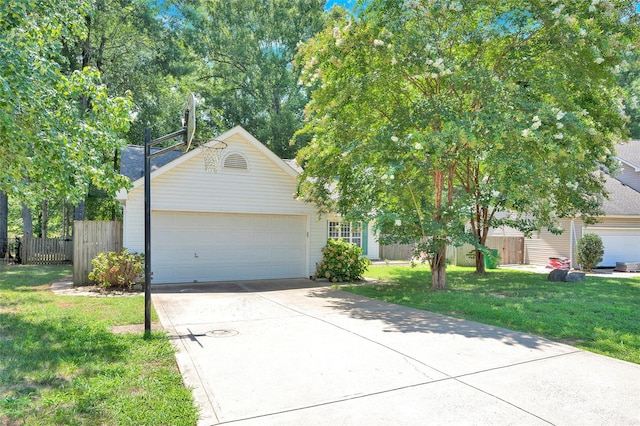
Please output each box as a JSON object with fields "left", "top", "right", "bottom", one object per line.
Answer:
{"left": 143, "top": 127, "right": 187, "bottom": 336}
{"left": 143, "top": 95, "right": 194, "bottom": 336}
{"left": 144, "top": 128, "right": 152, "bottom": 335}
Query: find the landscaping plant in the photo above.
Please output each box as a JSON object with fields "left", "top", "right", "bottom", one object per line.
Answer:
{"left": 576, "top": 233, "right": 604, "bottom": 272}
{"left": 89, "top": 249, "right": 144, "bottom": 290}
{"left": 315, "top": 239, "right": 370, "bottom": 282}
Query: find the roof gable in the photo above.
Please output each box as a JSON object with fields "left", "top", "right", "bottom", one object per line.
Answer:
{"left": 118, "top": 126, "right": 298, "bottom": 199}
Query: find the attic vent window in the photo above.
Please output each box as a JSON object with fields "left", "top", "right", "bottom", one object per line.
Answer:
{"left": 223, "top": 153, "right": 248, "bottom": 170}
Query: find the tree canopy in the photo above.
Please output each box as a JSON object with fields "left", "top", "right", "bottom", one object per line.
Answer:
{"left": 295, "top": 0, "right": 638, "bottom": 288}
{"left": 0, "top": 0, "right": 133, "bottom": 207}
{"left": 175, "top": 0, "right": 326, "bottom": 157}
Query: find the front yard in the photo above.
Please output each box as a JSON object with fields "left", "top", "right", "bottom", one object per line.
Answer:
{"left": 344, "top": 265, "right": 640, "bottom": 364}
{"left": 0, "top": 265, "right": 198, "bottom": 425}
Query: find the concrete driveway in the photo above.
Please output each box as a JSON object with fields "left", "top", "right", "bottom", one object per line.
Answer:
{"left": 152, "top": 279, "right": 640, "bottom": 426}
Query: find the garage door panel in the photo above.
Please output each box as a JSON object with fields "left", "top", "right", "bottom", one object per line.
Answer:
{"left": 151, "top": 212, "right": 307, "bottom": 284}
{"left": 586, "top": 228, "right": 640, "bottom": 267}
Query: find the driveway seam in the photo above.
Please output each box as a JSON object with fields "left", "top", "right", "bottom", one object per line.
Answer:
{"left": 251, "top": 289, "right": 566, "bottom": 425}
{"left": 153, "top": 298, "right": 221, "bottom": 425}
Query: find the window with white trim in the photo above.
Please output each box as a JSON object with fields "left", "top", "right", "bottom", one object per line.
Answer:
{"left": 328, "top": 221, "right": 362, "bottom": 248}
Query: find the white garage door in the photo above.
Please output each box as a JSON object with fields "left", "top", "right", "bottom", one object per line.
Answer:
{"left": 586, "top": 227, "right": 640, "bottom": 267}
{"left": 151, "top": 212, "right": 307, "bottom": 284}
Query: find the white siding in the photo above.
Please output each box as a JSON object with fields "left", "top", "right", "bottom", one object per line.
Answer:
{"left": 367, "top": 231, "right": 380, "bottom": 260}
{"left": 309, "top": 216, "right": 327, "bottom": 276}
{"left": 121, "top": 131, "right": 324, "bottom": 279}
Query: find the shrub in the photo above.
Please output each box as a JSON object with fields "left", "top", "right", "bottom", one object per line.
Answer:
{"left": 314, "top": 239, "right": 371, "bottom": 282}
{"left": 88, "top": 249, "right": 145, "bottom": 290}
{"left": 576, "top": 233, "right": 604, "bottom": 272}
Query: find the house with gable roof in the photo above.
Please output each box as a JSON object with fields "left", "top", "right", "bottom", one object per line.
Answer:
{"left": 116, "top": 126, "right": 380, "bottom": 284}
{"left": 491, "top": 140, "right": 640, "bottom": 268}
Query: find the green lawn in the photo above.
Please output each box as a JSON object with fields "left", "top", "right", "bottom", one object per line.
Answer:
{"left": 343, "top": 264, "right": 640, "bottom": 364}
{"left": 0, "top": 265, "right": 198, "bottom": 425}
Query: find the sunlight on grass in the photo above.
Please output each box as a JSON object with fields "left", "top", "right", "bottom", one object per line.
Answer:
{"left": 346, "top": 264, "right": 640, "bottom": 364}
{"left": 0, "top": 265, "right": 198, "bottom": 425}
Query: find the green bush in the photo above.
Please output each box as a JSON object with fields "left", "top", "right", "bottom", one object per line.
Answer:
{"left": 88, "top": 249, "right": 145, "bottom": 289}
{"left": 576, "top": 233, "right": 604, "bottom": 272}
{"left": 315, "top": 239, "right": 371, "bottom": 282}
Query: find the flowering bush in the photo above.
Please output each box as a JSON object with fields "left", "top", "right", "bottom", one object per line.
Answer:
{"left": 88, "top": 249, "right": 145, "bottom": 290}
{"left": 315, "top": 239, "right": 370, "bottom": 283}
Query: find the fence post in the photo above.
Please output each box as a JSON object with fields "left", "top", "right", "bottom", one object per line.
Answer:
{"left": 21, "top": 235, "right": 28, "bottom": 265}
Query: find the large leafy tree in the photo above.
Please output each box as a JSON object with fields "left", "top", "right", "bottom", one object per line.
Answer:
{"left": 61, "top": 0, "right": 193, "bottom": 145}
{"left": 296, "top": 1, "right": 637, "bottom": 288}
{"left": 619, "top": 50, "right": 640, "bottom": 139}
{"left": 175, "top": 0, "right": 326, "bottom": 158}
{"left": 56, "top": 0, "right": 191, "bottom": 222}
{"left": 0, "top": 0, "right": 132, "bottom": 210}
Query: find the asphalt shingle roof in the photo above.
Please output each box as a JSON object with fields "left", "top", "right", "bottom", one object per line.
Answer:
{"left": 615, "top": 140, "right": 640, "bottom": 169}
{"left": 602, "top": 173, "right": 640, "bottom": 216}
{"left": 120, "top": 145, "right": 185, "bottom": 182}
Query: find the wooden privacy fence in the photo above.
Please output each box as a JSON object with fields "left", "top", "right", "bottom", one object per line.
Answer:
{"left": 446, "top": 236, "right": 525, "bottom": 266}
{"left": 20, "top": 236, "right": 73, "bottom": 265}
{"left": 380, "top": 243, "right": 415, "bottom": 261}
{"left": 381, "top": 236, "right": 525, "bottom": 266}
{"left": 73, "top": 221, "right": 123, "bottom": 286}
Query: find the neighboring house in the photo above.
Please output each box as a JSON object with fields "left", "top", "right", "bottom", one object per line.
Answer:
{"left": 491, "top": 140, "right": 640, "bottom": 268}
{"left": 116, "top": 126, "right": 379, "bottom": 284}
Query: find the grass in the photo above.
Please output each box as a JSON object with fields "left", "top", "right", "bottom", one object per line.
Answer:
{"left": 343, "top": 264, "right": 640, "bottom": 364}
{"left": 0, "top": 264, "right": 198, "bottom": 425}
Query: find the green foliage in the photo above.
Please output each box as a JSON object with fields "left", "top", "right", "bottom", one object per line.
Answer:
{"left": 618, "top": 51, "right": 640, "bottom": 139}
{"left": 295, "top": 1, "right": 638, "bottom": 286}
{"left": 89, "top": 249, "right": 144, "bottom": 290}
{"left": 576, "top": 233, "right": 605, "bottom": 272}
{"left": 59, "top": 0, "right": 193, "bottom": 146}
{"left": 315, "top": 239, "right": 370, "bottom": 282}
{"left": 0, "top": 0, "right": 133, "bottom": 207}
{"left": 175, "top": 0, "right": 325, "bottom": 158}
{"left": 346, "top": 265, "right": 640, "bottom": 364}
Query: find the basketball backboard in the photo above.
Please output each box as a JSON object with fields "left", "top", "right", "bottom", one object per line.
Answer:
{"left": 184, "top": 93, "right": 196, "bottom": 152}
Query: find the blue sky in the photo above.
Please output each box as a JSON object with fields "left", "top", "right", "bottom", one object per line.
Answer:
{"left": 325, "top": 0, "right": 356, "bottom": 11}
{"left": 325, "top": 1, "right": 640, "bottom": 12}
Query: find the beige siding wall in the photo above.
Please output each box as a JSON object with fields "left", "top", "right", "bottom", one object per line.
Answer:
{"left": 524, "top": 217, "right": 640, "bottom": 267}
{"left": 524, "top": 218, "right": 574, "bottom": 266}
{"left": 121, "top": 133, "right": 325, "bottom": 278}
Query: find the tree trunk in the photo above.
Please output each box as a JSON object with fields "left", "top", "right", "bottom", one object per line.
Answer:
{"left": 21, "top": 203, "right": 32, "bottom": 237}
{"left": 41, "top": 199, "right": 47, "bottom": 239}
{"left": 0, "top": 191, "right": 7, "bottom": 258}
{"left": 74, "top": 202, "right": 85, "bottom": 221}
{"left": 475, "top": 250, "right": 486, "bottom": 274}
{"left": 430, "top": 245, "right": 447, "bottom": 290}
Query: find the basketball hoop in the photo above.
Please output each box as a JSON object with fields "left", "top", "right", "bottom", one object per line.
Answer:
{"left": 201, "top": 141, "right": 227, "bottom": 173}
